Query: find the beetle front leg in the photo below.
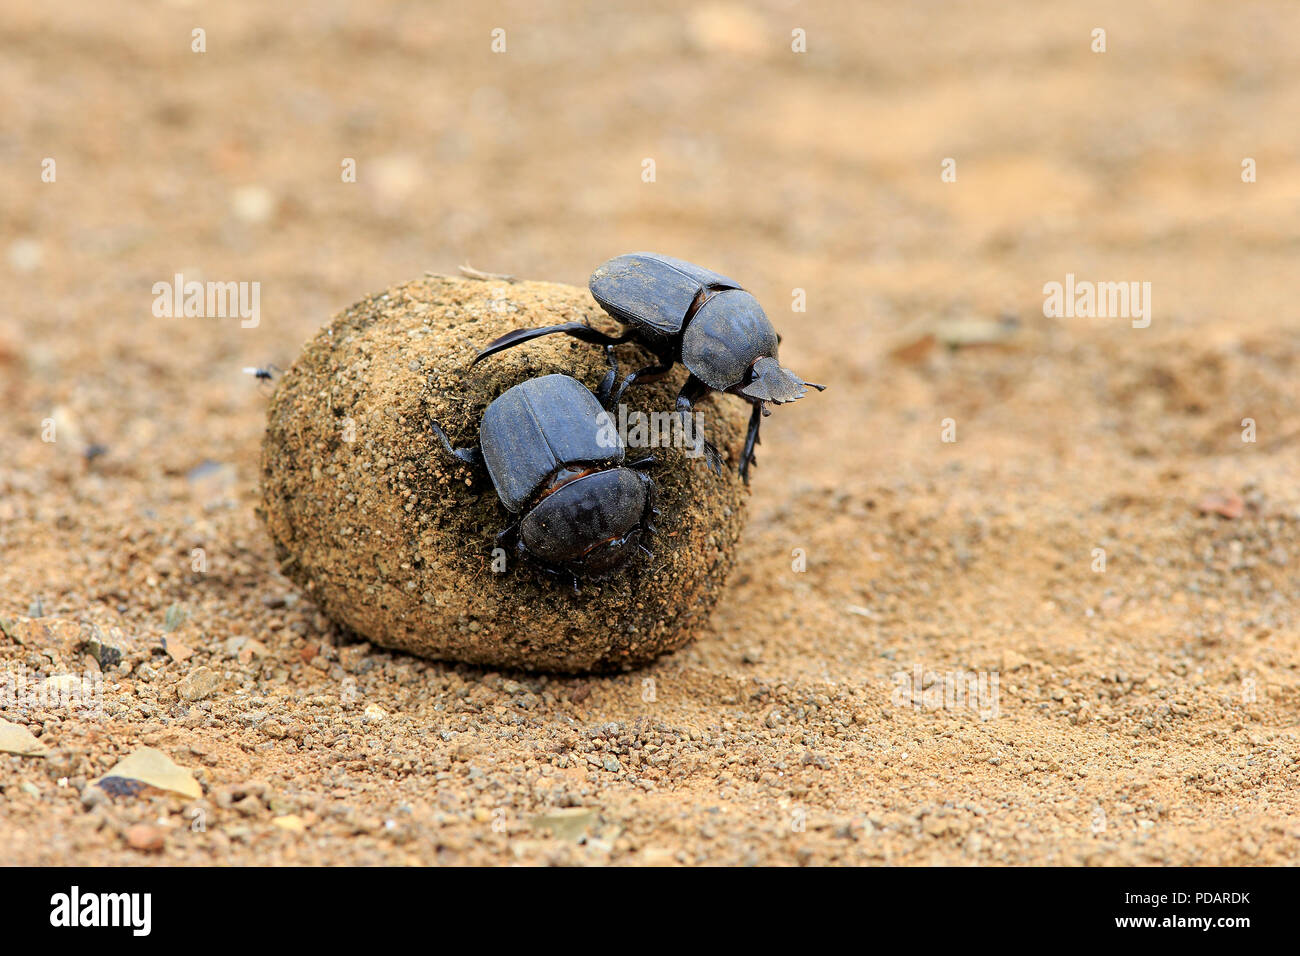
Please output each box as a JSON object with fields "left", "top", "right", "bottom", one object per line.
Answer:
{"left": 495, "top": 521, "right": 520, "bottom": 551}
{"left": 613, "top": 356, "right": 675, "bottom": 406}
{"left": 738, "top": 402, "right": 765, "bottom": 484}
{"left": 597, "top": 346, "right": 620, "bottom": 409}
{"left": 674, "top": 375, "right": 724, "bottom": 476}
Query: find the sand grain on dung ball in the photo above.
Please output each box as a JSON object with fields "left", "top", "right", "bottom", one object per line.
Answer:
{"left": 259, "top": 276, "right": 751, "bottom": 672}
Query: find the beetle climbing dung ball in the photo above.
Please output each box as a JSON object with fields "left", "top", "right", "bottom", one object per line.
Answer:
{"left": 259, "top": 276, "right": 751, "bottom": 672}
{"left": 430, "top": 372, "right": 661, "bottom": 580}
{"left": 474, "top": 252, "right": 825, "bottom": 483}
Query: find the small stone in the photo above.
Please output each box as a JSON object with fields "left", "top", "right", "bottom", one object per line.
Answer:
{"left": 271, "top": 814, "right": 306, "bottom": 833}
{"left": 80, "top": 630, "right": 125, "bottom": 668}
{"left": 529, "top": 808, "right": 597, "bottom": 842}
{"left": 237, "top": 639, "right": 269, "bottom": 664}
{"left": 164, "top": 637, "right": 194, "bottom": 663}
{"left": 338, "top": 642, "right": 372, "bottom": 673}
{"left": 39, "top": 674, "right": 86, "bottom": 697}
{"left": 0, "top": 718, "right": 48, "bottom": 757}
{"left": 1197, "top": 491, "right": 1244, "bottom": 520}
{"left": 1001, "top": 650, "right": 1032, "bottom": 671}
{"left": 124, "top": 824, "right": 166, "bottom": 853}
{"left": 177, "top": 665, "right": 220, "bottom": 702}
{"left": 95, "top": 747, "right": 202, "bottom": 800}
{"left": 215, "top": 781, "right": 272, "bottom": 816}
{"left": 8, "top": 616, "right": 83, "bottom": 655}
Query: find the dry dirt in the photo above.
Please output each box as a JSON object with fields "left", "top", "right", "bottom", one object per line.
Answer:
{"left": 2, "top": 1, "right": 1299, "bottom": 865}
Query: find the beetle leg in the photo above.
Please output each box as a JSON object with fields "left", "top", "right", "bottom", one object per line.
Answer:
{"left": 739, "top": 402, "right": 764, "bottom": 484}
{"left": 627, "top": 455, "right": 657, "bottom": 470}
{"left": 472, "top": 321, "right": 636, "bottom": 366}
{"left": 597, "top": 346, "right": 620, "bottom": 408}
{"left": 495, "top": 521, "right": 520, "bottom": 551}
{"left": 675, "top": 375, "right": 724, "bottom": 476}
{"left": 429, "top": 419, "right": 484, "bottom": 469}
{"left": 520, "top": 549, "right": 583, "bottom": 595}
{"left": 514, "top": 537, "right": 534, "bottom": 574}
{"left": 547, "top": 562, "right": 580, "bottom": 596}
{"left": 612, "top": 357, "right": 674, "bottom": 406}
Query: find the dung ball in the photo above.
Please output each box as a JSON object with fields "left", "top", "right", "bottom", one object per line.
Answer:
{"left": 259, "top": 275, "right": 750, "bottom": 672}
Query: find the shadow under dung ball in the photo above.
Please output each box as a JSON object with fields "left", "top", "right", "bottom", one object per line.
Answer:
{"left": 259, "top": 276, "right": 751, "bottom": 672}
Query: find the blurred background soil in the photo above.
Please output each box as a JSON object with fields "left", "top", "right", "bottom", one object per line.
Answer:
{"left": 1, "top": 1, "right": 1298, "bottom": 864}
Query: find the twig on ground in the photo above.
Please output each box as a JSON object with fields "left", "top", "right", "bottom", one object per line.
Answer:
{"left": 457, "top": 263, "right": 518, "bottom": 283}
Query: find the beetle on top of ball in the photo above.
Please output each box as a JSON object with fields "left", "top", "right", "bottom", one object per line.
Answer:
{"left": 474, "top": 252, "right": 825, "bottom": 483}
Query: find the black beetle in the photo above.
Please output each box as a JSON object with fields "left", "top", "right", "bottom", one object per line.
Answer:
{"left": 430, "top": 371, "right": 658, "bottom": 585}
{"left": 472, "top": 252, "right": 824, "bottom": 483}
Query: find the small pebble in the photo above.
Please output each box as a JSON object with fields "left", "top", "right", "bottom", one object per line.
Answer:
{"left": 124, "top": 824, "right": 166, "bottom": 853}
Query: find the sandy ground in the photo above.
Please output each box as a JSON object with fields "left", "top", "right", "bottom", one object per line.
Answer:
{"left": 2, "top": 1, "right": 1299, "bottom": 865}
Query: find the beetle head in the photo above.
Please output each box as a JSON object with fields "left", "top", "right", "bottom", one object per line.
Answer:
{"left": 569, "top": 527, "right": 646, "bottom": 576}
{"left": 739, "top": 356, "right": 825, "bottom": 409}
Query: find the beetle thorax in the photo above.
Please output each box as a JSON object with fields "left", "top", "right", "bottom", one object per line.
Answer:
{"left": 680, "top": 289, "right": 780, "bottom": 391}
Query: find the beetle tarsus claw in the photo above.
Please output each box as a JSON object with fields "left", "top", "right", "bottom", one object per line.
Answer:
{"left": 705, "top": 452, "right": 724, "bottom": 477}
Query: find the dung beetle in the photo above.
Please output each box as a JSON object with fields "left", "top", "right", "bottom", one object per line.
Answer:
{"left": 430, "top": 370, "right": 658, "bottom": 586}
{"left": 472, "top": 252, "right": 825, "bottom": 483}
